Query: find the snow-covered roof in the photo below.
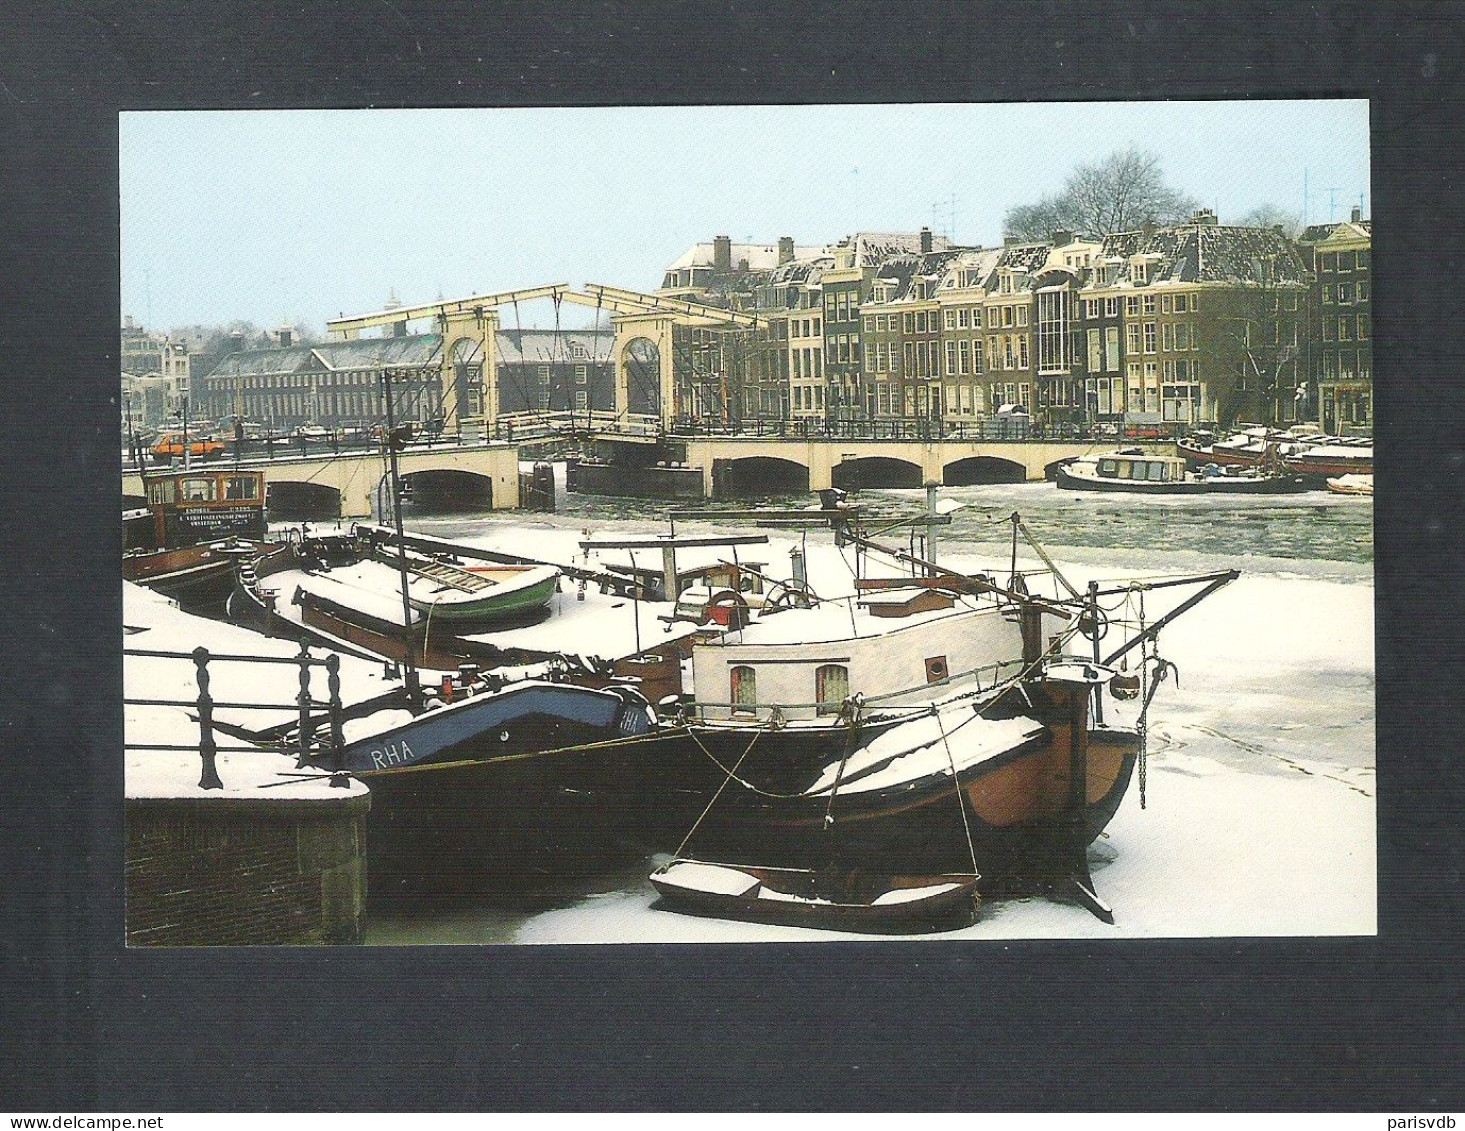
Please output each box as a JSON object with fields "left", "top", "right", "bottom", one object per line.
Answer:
{"left": 1097, "top": 223, "right": 1312, "bottom": 286}
{"left": 704, "top": 591, "right": 1001, "bottom": 647}
{"left": 665, "top": 241, "right": 830, "bottom": 272}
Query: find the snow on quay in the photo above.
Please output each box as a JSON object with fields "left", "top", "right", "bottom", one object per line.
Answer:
{"left": 124, "top": 582, "right": 390, "bottom": 800}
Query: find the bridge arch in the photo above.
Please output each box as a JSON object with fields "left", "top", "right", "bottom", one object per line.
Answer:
{"left": 833, "top": 456, "right": 924, "bottom": 491}
{"left": 400, "top": 468, "right": 494, "bottom": 512}
{"left": 712, "top": 455, "right": 810, "bottom": 498}
{"left": 267, "top": 479, "right": 342, "bottom": 520}
{"left": 622, "top": 337, "right": 662, "bottom": 417}
{"left": 943, "top": 455, "right": 1027, "bottom": 486}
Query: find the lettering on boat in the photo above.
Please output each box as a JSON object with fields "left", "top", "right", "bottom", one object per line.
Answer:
{"left": 369, "top": 740, "right": 416, "bottom": 769}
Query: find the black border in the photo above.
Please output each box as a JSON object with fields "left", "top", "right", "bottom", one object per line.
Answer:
{"left": 3, "top": 0, "right": 1463, "bottom": 1112}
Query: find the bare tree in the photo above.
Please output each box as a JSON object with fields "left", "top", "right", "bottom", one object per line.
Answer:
{"left": 1238, "top": 204, "right": 1306, "bottom": 239}
{"left": 1211, "top": 252, "right": 1312, "bottom": 426}
{"left": 1003, "top": 194, "right": 1081, "bottom": 242}
{"left": 1003, "top": 148, "right": 1196, "bottom": 240}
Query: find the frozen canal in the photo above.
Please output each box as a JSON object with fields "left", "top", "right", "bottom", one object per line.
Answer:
{"left": 366, "top": 481, "right": 1375, "bottom": 943}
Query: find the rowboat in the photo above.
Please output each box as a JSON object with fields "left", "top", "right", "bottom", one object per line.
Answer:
{"left": 402, "top": 558, "right": 561, "bottom": 625}
{"left": 649, "top": 860, "right": 982, "bottom": 934}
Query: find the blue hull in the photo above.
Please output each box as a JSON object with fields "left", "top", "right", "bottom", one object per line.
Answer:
{"left": 341, "top": 680, "right": 653, "bottom": 773}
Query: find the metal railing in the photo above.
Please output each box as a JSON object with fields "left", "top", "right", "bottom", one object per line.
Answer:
{"left": 123, "top": 640, "right": 349, "bottom": 790}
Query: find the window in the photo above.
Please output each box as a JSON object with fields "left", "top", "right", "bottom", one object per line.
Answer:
{"left": 1144, "top": 322, "right": 1157, "bottom": 354}
{"left": 972, "top": 338, "right": 984, "bottom": 373}
{"left": 957, "top": 308, "right": 970, "bottom": 330}
{"left": 945, "top": 340, "right": 957, "bottom": 376}
{"left": 972, "top": 308, "right": 983, "bottom": 330}
{"left": 180, "top": 477, "right": 216, "bottom": 502}
{"left": 1162, "top": 323, "right": 1175, "bottom": 351}
{"left": 1323, "top": 284, "right": 1335, "bottom": 305}
{"left": 1088, "top": 328, "right": 1103, "bottom": 372}
{"left": 1127, "top": 324, "right": 1142, "bottom": 355}
{"left": 1125, "top": 295, "right": 1140, "bottom": 316}
{"left": 730, "top": 666, "right": 757, "bottom": 714}
{"left": 224, "top": 476, "right": 258, "bottom": 500}
{"left": 944, "top": 309, "right": 957, "bottom": 331}
{"left": 904, "top": 313, "right": 915, "bottom": 335}
{"left": 958, "top": 338, "right": 971, "bottom": 375}
{"left": 1339, "top": 317, "right": 1352, "bottom": 341}
{"left": 1358, "top": 314, "right": 1370, "bottom": 340}
{"left": 1016, "top": 305, "right": 1029, "bottom": 327}
{"left": 1036, "top": 289, "right": 1074, "bottom": 375}
{"left": 1143, "top": 294, "right": 1157, "bottom": 315}
{"left": 1002, "top": 306, "right": 1014, "bottom": 328}
{"left": 1161, "top": 295, "right": 1173, "bottom": 314}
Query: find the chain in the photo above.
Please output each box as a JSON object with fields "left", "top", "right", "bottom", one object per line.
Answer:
{"left": 1136, "top": 589, "right": 1148, "bottom": 810}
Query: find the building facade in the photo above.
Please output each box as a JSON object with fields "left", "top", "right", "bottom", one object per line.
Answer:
{"left": 1299, "top": 210, "right": 1372, "bottom": 434}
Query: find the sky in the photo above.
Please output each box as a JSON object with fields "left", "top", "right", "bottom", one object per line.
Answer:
{"left": 120, "top": 100, "right": 1370, "bottom": 335}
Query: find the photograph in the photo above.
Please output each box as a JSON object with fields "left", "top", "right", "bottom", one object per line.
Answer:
{"left": 118, "top": 100, "right": 1374, "bottom": 947}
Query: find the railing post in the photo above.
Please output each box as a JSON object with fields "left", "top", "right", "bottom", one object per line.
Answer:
{"left": 326, "top": 653, "right": 349, "bottom": 785}
{"left": 296, "top": 638, "right": 313, "bottom": 768}
{"left": 192, "top": 646, "right": 224, "bottom": 790}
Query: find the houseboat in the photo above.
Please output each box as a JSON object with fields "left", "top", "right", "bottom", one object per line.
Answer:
{"left": 1056, "top": 451, "right": 1307, "bottom": 494}
{"left": 123, "top": 467, "right": 271, "bottom": 607}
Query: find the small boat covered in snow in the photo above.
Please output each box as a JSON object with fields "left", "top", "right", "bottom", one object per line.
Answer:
{"left": 1326, "top": 473, "right": 1374, "bottom": 496}
{"left": 649, "top": 860, "right": 981, "bottom": 933}
{"left": 1056, "top": 451, "right": 1306, "bottom": 494}
{"left": 400, "top": 557, "right": 561, "bottom": 626}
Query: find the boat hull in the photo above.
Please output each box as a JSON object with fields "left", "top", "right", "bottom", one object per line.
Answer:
{"left": 335, "top": 682, "right": 660, "bottom": 890}
{"left": 673, "top": 717, "right": 1139, "bottom": 887}
{"left": 407, "top": 572, "right": 560, "bottom": 625}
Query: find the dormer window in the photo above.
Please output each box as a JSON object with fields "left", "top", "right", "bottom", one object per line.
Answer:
{"left": 1133, "top": 261, "right": 1149, "bottom": 285}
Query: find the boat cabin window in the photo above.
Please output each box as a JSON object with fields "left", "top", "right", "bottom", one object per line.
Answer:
{"left": 224, "top": 475, "right": 259, "bottom": 501}
{"left": 815, "top": 664, "right": 850, "bottom": 715}
{"left": 1097, "top": 458, "right": 1117, "bottom": 477}
{"left": 146, "top": 479, "right": 176, "bottom": 505}
{"left": 179, "top": 477, "right": 217, "bottom": 502}
{"left": 730, "top": 666, "right": 757, "bottom": 714}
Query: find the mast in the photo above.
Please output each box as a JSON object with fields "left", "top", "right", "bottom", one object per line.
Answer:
{"left": 380, "top": 366, "right": 423, "bottom": 708}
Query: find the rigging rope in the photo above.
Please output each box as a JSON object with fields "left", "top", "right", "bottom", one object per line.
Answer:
{"left": 936, "top": 708, "right": 981, "bottom": 877}
{"left": 672, "top": 727, "right": 764, "bottom": 858}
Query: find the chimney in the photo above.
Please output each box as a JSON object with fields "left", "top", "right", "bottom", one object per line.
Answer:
{"left": 393, "top": 320, "right": 408, "bottom": 338}
{"left": 919, "top": 226, "right": 933, "bottom": 254}
{"left": 227, "top": 330, "right": 245, "bottom": 354}
{"left": 1191, "top": 208, "right": 1218, "bottom": 227}
{"left": 737, "top": 257, "right": 750, "bottom": 272}
{"left": 713, "top": 235, "right": 732, "bottom": 273}
{"left": 1004, "top": 235, "right": 1021, "bottom": 247}
{"left": 778, "top": 236, "right": 795, "bottom": 265}
{"left": 1050, "top": 229, "right": 1074, "bottom": 247}
{"left": 276, "top": 327, "right": 293, "bottom": 348}
{"left": 1351, "top": 205, "right": 1362, "bottom": 223}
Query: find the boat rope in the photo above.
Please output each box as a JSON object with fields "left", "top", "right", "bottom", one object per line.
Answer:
{"left": 677, "top": 723, "right": 865, "bottom": 799}
{"left": 672, "top": 727, "right": 765, "bottom": 859}
{"left": 820, "top": 715, "right": 862, "bottom": 830}
{"left": 936, "top": 708, "right": 981, "bottom": 878}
